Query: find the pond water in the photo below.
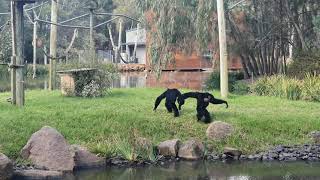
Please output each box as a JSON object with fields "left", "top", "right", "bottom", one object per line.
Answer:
{"left": 0, "top": 71, "right": 211, "bottom": 92}
{"left": 114, "top": 71, "right": 210, "bottom": 90}
{"left": 65, "top": 161, "right": 320, "bottom": 180}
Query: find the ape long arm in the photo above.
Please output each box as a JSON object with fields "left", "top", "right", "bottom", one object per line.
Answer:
{"left": 153, "top": 92, "right": 166, "bottom": 111}
{"left": 181, "top": 92, "right": 199, "bottom": 99}
{"left": 210, "top": 98, "right": 229, "bottom": 108}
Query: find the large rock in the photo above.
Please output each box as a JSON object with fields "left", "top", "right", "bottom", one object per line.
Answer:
{"left": 71, "top": 145, "right": 106, "bottom": 169}
{"left": 21, "top": 126, "right": 75, "bottom": 172}
{"left": 178, "top": 139, "right": 204, "bottom": 160}
{"left": 158, "top": 139, "right": 181, "bottom": 157}
{"left": 0, "top": 153, "right": 13, "bottom": 180}
{"left": 13, "top": 170, "right": 63, "bottom": 179}
{"left": 206, "top": 121, "right": 234, "bottom": 140}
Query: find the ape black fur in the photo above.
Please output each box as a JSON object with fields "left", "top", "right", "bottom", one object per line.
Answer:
{"left": 182, "top": 92, "right": 228, "bottom": 123}
{"left": 153, "top": 89, "right": 185, "bottom": 117}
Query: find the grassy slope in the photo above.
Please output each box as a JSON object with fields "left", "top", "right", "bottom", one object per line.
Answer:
{"left": 0, "top": 88, "right": 320, "bottom": 159}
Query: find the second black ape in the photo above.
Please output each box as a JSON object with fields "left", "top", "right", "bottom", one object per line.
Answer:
{"left": 182, "top": 92, "right": 228, "bottom": 123}
{"left": 153, "top": 89, "right": 185, "bottom": 117}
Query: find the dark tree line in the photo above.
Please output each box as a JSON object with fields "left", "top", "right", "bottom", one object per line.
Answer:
{"left": 227, "top": 0, "right": 320, "bottom": 77}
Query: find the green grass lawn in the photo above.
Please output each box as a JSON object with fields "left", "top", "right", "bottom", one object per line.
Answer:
{"left": 0, "top": 88, "right": 320, "bottom": 159}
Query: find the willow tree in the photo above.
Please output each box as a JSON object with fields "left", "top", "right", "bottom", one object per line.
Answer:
{"left": 135, "top": 0, "right": 217, "bottom": 74}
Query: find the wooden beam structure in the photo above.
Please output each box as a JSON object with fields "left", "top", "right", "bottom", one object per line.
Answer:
{"left": 10, "top": 0, "right": 37, "bottom": 106}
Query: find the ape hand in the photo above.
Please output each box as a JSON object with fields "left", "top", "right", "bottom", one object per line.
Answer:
{"left": 225, "top": 102, "right": 229, "bottom": 108}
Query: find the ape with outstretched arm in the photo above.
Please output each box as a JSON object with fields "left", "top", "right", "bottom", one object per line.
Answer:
{"left": 153, "top": 89, "right": 185, "bottom": 117}
{"left": 181, "top": 92, "right": 228, "bottom": 123}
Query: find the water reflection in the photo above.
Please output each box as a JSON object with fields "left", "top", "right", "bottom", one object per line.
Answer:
{"left": 69, "top": 161, "right": 320, "bottom": 180}
{"left": 0, "top": 76, "right": 50, "bottom": 92}
{"left": 0, "top": 71, "right": 211, "bottom": 92}
{"left": 113, "top": 72, "right": 147, "bottom": 88}
{"left": 112, "top": 71, "right": 211, "bottom": 90}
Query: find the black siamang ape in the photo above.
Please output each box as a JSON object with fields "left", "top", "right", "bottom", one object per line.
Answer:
{"left": 182, "top": 92, "right": 228, "bottom": 123}
{"left": 153, "top": 89, "right": 185, "bottom": 117}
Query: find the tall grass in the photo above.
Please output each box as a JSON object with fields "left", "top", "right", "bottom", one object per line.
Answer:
{"left": 302, "top": 73, "right": 320, "bottom": 102}
{"left": 251, "top": 74, "right": 320, "bottom": 101}
{"left": 89, "top": 129, "right": 156, "bottom": 162}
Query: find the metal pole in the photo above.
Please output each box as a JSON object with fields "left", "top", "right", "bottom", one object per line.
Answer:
{"left": 217, "top": 0, "right": 229, "bottom": 98}
{"left": 10, "top": 1, "right": 16, "bottom": 105}
{"left": 49, "top": 0, "right": 58, "bottom": 90}
{"left": 32, "top": 20, "right": 37, "bottom": 79}
{"left": 117, "top": 18, "right": 123, "bottom": 63}
{"left": 89, "top": 9, "right": 95, "bottom": 64}
{"left": 15, "top": 1, "right": 25, "bottom": 106}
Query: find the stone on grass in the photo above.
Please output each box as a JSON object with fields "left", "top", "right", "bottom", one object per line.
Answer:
{"left": 13, "top": 170, "right": 63, "bottom": 179}
{"left": 158, "top": 139, "right": 181, "bottom": 157}
{"left": 71, "top": 145, "right": 106, "bottom": 169}
{"left": 178, "top": 139, "right": 204, "bottom": 160}
{"left": 309, "top": 131, "right": 320, "bottom": 144}
{"left": 20, "top": 126, "right": 75, "bottom": 172}
{"left": 206, "top": 121, "right": 234, "bottom": 141}
{"left": 0, "top": 153, "right": 13, "bottom": 180}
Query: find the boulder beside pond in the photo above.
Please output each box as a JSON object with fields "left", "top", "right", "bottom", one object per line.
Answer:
{"left": 206, "top": 121, "right": 234, "bottom": 141}
{"left": 158, "top": 139, "right": 181, "bottom": 157}
{"left": 178, "top": 139, "right": 204, "bottom": 160}
{"left": 20, "top": 126, "right": 75, "bottom": 172}
{"left": 0, "top": 153, "right": 13, "bottom": 180}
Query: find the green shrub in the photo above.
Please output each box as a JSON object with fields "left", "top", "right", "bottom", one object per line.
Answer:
{"left": 251, "top": 74, "right": 320, "bottom": 102}
{"left": 250, "top": 77, "right": 268, "bottom": 96}
{"left": 232, "top": 81, "right": 250, "bottom": 95}
{"left": 282, "top": 78, "right": 302, "bottom": 100}
{"left": 288, "top": 50, "right": 320, "bottom": 78}
{"left": 205, "top": 71, "right": 244, "bottom": 91}
{"left": 73, "top": 69, "right": 116, "bottom": 97}
{"left": 57, "top": 62, "right": 119, "bottom": 97}
{"left": 301, "top": 73, "right": 320, "bottom": 102}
